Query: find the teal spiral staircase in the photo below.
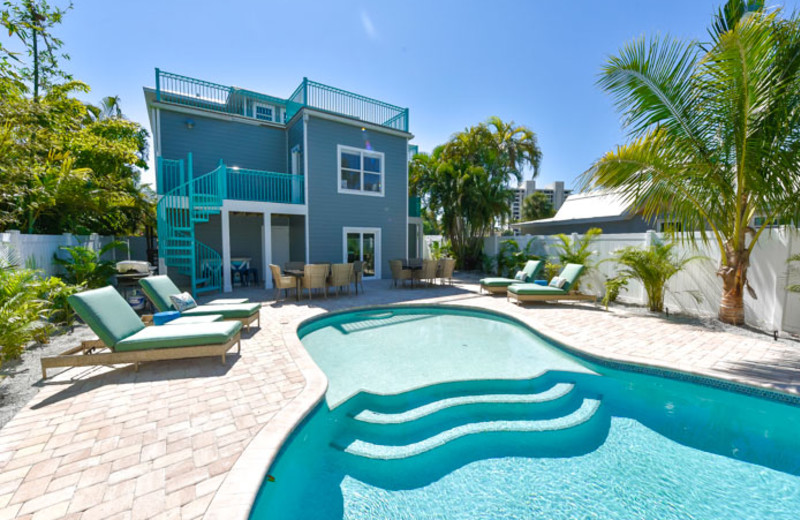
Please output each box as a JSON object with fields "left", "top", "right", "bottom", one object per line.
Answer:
{"left": 156, "top": 153, "right": 225, "bottom": 297}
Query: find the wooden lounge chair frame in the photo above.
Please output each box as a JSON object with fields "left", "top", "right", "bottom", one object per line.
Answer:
{"left": 41, "top": 333, "right": 242, "bottom": 379}
{"left": 507, "top": 291, "right": 597, "bottom": 305}
{"left": 480, "top": 283, "right": 516, "bottom": 295}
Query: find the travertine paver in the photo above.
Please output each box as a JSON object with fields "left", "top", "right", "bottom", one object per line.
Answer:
{"left": 0, "top": 276, "right": 798, "bottom": 520}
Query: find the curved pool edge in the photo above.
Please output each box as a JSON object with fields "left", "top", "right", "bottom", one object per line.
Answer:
{"left": 204, "top": 301, "right": 800, "bottom": 520}
{"left": 204, "top": 314, "right": 329, "bottom": 520}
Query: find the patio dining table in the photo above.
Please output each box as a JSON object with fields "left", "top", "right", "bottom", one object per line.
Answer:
{"left": 401, "top": 262, "right": 423, "bottom": 288}
{"left": 285, "top": 269, "right": 305, "bottom": 302}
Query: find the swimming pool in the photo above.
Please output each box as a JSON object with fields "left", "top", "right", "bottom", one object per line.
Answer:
{"left": 250, "top": 306, "right": 800, "bottom": 519}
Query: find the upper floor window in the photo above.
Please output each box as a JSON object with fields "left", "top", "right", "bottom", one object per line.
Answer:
{"left": 338, "top": 145, "right": 384, "bottom": 196}
{"left": 253, "top": 103, "right": 284, "bottom": 123}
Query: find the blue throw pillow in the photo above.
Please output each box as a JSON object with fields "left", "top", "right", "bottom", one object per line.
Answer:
{"left": 169, "top": 292, "right": 197, "bottom": 312}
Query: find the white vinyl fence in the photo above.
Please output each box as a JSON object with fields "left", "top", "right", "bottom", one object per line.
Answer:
{"left": 0, "top": 230, "right": 140, "bottom": 278}
{"left": 480, "top": 229, "right": 800, "bottom": 334}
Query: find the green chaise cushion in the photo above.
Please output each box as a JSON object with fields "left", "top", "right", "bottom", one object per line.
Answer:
{"left": 139, "top": 276, "right": 182, "bottom": 312}
{"left": 181, "top": 303, "right": 261, "bottom": 319}
{"left": 480, "top": 277, "right": 519, "bottom": 287}
{"left": 480, "top": 260, "right": 543, "bottom": 286}
{"left": 68, "top": 286, "right": 146, "bottom": 347}
{"left": 140, "top": 276, "right": 252, "bottom": 312}
{"left": 507, "top": 284, "right": 568, "bottom": 296}
{"left": 559, "top": 263, "right": 585, "bottom": 292}
{"left": 115, "top": 321, "right": 242, "bottom": 352}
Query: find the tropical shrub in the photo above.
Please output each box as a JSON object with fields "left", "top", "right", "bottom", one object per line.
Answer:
{"left": 543, "top": 261, "right": 562, "bottom": 282}
{"left": 789, "top": 254, "right": 800, "bottom": 293}
{"left": 582, "top": 0, "right": 800, "bottom": 324}
{"left": 602, "top": 276, "right": 629, "bottom": 309}
{"left": 608, "top": 240, "right": 702, "bottom": 312}
{"left": 497, "top": 239, "right": 539, "bottom": 277}
{"left": 53, "top": 241, "right": 126, "bottom": 289}
{"left": 550, "top": 228, "right": 602, "bottom": 287}
{"left": 0, "top": 253, "right": 49, "bottom": 362}
{"left": 429, "top": 239, "right": 452, "bottom": 261}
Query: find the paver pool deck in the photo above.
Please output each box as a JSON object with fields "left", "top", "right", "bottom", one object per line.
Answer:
{"left": 1, "top": 277, "right": 799, "bottom": 519}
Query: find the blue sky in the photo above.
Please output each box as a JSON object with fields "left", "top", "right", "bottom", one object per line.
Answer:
{"left": 45, "top": 0, "right": 800, "bottom": 188}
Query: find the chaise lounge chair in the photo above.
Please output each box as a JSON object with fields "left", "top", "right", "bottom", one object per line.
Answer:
{"left": 479, "top": 260, "right": 544, "bottom": 294}
{"left": 40, "top": 286, "right": 242, "bottom": 379}
{"left": 507, "top": 263, "right": 597, "bottom": 304}
{"left": 139, "top": 276, "right": 261, "bottom": 331}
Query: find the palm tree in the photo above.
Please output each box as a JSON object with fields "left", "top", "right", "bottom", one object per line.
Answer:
{"left": 521, "top": 191, "right": 555, "bottom": 221}
{"left": 411, "top": 118, "right": 542, "bottom": 269}
{"left": 581, "top": 0, "right": 800, "bottom": 325}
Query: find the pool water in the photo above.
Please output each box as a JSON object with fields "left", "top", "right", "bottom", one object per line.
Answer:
{"left": 250, "top": 307, "right": 800, "bottom": 519}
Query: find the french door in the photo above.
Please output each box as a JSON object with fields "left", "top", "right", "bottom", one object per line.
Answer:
{"left": 343, "top": 227, "right": 381, "bottom": 279}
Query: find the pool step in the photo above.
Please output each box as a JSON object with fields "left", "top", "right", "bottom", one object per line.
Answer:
{"left": 353, "top": 383, "right": 575, "bottom": 425}
{"left": 337, "top": 398, "right": 602, "bottom": 460}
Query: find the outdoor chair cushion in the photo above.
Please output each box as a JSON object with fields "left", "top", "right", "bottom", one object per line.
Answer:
{"left": 514, "top": 271, "right": 526, "bottom": 281}
{"left": 115, "top": 321, "right": 242, "bottom": 352}
{"left": 170, "top": 292, "right": 198, "bottom": 312}
{"left": 559, "top": 263, "right": 585, "bottom": 292}
{"left": 68, "top": 286, "right": 146, "bottom": 347}
{"left": 480, "top": 260, "right": 543, "bottom": 287}
{"left": 139, "top": 276, "right": 183, "bottom": 312}
{"left": 479, "top": 277, "right": 522, "bottom": 287}
{"left": 507, "top": 284, "right": 568, "bottom": 296}
{"left": 180, "top": 303, "right": 261, "bottom": 319}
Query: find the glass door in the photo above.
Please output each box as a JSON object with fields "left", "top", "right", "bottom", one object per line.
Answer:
{"left": 343, "top": 228, "right": 381, "bottom": 279}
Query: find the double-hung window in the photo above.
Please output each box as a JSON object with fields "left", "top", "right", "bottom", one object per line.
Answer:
{"left": 338, "top": 145, "right": 384, "bottom": 196}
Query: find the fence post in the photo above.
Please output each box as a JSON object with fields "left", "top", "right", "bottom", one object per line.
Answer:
{"left": 155, "top": 68, "right": 161, "bottom": 102}
{"left": 644, "top": 230, "right": 655, "bottom": 248}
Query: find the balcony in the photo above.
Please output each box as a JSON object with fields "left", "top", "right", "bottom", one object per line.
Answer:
{"left": 155, "top": 69, "right": 409, "bottom": 132}
{"left": 157, "top": 159, "right": 304, "bottom": 205}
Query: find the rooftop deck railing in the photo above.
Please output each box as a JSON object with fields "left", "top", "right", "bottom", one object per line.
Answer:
{"left": 155, "top": 69, "right": 408, "bottom": 132}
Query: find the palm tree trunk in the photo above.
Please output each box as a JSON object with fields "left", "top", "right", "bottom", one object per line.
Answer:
{"left": 717, "top": 244, "right": 750, "bottom": 325}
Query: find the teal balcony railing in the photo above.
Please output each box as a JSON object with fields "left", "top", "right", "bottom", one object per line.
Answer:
{"left": 408, "top": 196, "right": 421, "bottom": 218}
{"left": 225, "top": 168, "right": 304, "bottom": 204}
{"left": 157, "top": 160, "right": 305, "bottom": 205}
{"left": 155, "top": 69, "right": 408, "bottom": 132}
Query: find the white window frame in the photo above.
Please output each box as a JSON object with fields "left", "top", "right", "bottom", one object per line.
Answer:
{"left": 254, "top": 102, "right": 276, "bottom": 122}
{"left": 342, "top": 227, "right": 381, "bottom": 279}
{"left": 337, "top": 145, "right": 385, "bottom": 197}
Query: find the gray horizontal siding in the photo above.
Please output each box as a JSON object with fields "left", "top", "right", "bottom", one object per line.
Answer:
{"left": 306, "top": 115, "right": 408, "bottom": 278}
{"left": 160, "top": 109, "right": 287, "bottom": 177}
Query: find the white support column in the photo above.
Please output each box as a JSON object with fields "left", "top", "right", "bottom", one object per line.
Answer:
{"left": 263, "top": 212, "right": 272, "bottom": 289}
{"left": 221, "top": 208, "right": 232, "bottom": 293}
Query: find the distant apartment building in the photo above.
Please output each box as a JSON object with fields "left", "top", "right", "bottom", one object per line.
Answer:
{"left": 511, "top": 180, "right": 572, "bottom": 222}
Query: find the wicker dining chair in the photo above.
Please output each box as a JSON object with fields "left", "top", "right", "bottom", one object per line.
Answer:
{"left": 302, "top": 264, "right": 329, "bottom": 299}
{"left": 414, "top": 259, "right": 439, "bottom": 287}
{"left": 352, "top": 260, "right": 365, "bottom": 294}
{"left": 269, "top": 264, "right": 296, "bottom": 301}
{"left": 328, "top": 263, "right": 353, "bottom": 296}
{"left": 439, "top": 258, "right": 456, "bottom": 285}
{"left": 389, "top": 259, "right": 412, "bottom": 288}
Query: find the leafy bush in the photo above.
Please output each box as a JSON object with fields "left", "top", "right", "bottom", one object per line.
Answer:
{"left": 543, "top": 261, "right": 562, "bottom": 282}
{"left": 608, "top": 239, "right": 702, "bottom": 312}
{"left": 497, "top": 239, "right": 539, "bottom": 278}
{"left": 602, "top": 276, "right": 629, "bottom": 309}
{"left": 0, "top": 257, "right": 50, "bottom": 362}
{"left": 429, "top": 239, "right": 452, "bottom": 261}
{"left": 550, "top": 228, "right": 602, "bottom": 287}
{"left": 789, "top": 254, "right": 800, "bottom": 293}
{"left": 53, "top": 240, "right": 126, "bottom": 288}
{"left": 481, "top": 253, "right": 496, "bottom": 275}
{"left": 37, "top": 277, "right": 82, "bottom": 327}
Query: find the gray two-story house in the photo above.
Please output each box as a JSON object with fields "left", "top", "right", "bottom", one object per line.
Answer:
{"left": 144, "top": 69, "right": 422, "bottom": 295}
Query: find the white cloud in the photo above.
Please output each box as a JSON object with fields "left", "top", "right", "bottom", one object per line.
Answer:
{"left": 360, "top": 10, "right": 377, "bottom": 40}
